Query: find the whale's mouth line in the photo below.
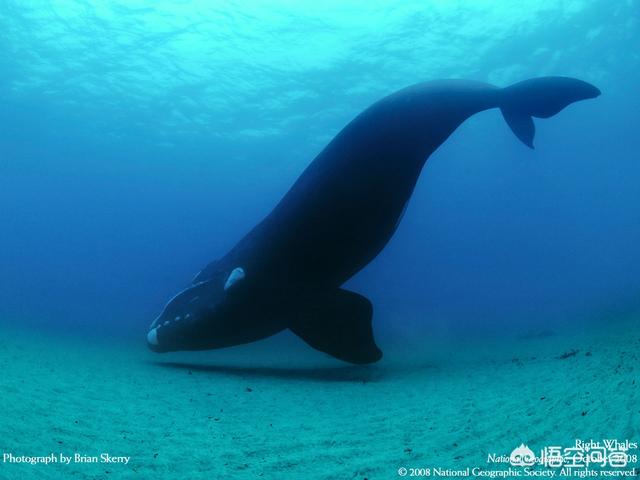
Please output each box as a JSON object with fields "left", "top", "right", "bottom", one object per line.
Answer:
{"left": 149, "top": 315, "right": 162, "bottom": 329}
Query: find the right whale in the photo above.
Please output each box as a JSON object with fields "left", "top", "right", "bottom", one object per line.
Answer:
{"left": 148, "top": 77, "right": 600, "bottom": 364}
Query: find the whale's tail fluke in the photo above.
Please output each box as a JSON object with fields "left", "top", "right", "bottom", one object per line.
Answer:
{"left": 499, "top": 76, "right": 600, "bottom": 148}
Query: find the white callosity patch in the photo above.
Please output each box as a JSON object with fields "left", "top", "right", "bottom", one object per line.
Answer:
{"left": 146, "top": 328, "right": 159, "bottom": 346}
{"left": 224, "top": 267, "right": 246, "bottom": 291}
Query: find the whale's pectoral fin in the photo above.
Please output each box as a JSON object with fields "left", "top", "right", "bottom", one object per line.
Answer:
{"left": 289, "top": 289, "right": 383, "bottom": 364}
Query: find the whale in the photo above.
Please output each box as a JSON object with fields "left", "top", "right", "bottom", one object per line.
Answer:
{"left": 147, "top": 77, "right": 600, "bottom": 364}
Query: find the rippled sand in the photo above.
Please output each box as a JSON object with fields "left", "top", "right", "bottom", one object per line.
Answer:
{"left": 0, "top": 317, "right": 637, "bottom": 479}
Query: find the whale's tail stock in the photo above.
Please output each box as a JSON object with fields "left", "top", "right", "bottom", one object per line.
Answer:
{"left": 499, "top": 76, "right": 600, "bottom": 148}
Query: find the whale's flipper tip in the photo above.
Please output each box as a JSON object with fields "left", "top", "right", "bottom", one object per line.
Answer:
{"left": 501, "top": 107, "right": 535, "bottom": 149}
{"left": 290, "top": 289, "right": 383, "bottom": 364}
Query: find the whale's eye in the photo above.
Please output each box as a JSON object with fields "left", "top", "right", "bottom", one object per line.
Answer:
{"left": 224, "top": 267, "right": 246, "bottom": 290}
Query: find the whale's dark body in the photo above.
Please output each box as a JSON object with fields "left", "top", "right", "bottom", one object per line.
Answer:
{"left": 147, "top": 77, "right": 600, "bottom": 363}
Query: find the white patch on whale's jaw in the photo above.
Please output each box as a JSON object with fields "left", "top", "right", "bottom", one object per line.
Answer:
{"left": 147, "top": 328, "right": 159, "bottom": 346}
{"left": 224, "top": 267, "right": 246, "bottom": 291}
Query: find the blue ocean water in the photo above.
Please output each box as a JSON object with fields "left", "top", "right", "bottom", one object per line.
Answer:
{"left": 0, "top": 1, "right": 638, "bottom": 344}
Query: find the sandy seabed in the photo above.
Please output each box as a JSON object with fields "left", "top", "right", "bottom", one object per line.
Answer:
{"left": 0, "top": 316, "right": 638, "bottom": 480}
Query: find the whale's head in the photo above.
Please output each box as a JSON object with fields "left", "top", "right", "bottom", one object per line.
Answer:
{"left": 146, "top": 267, "right": 255, "bottom": 353}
